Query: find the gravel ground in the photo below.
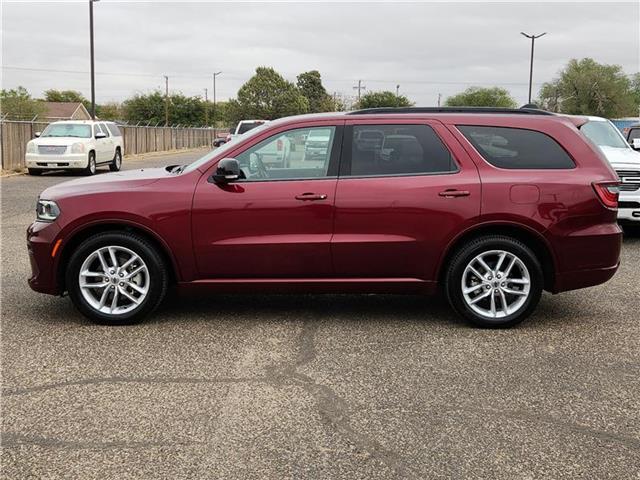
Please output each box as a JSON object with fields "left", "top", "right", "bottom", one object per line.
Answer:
{"left": 2, "top": 148, "right": 639, "bottom": 479}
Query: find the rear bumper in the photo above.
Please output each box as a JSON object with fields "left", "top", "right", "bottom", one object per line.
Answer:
{"left": 551, "top": 223, "right": 622, "bottom": 293}
{"left": 553, "top": 263, "right": 619, "bottom": 293}
{"left": 27, "top": 221, "right": 62, "bottom": 295}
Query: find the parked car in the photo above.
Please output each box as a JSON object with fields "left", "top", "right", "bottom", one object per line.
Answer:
{"left": 575, "top": 116, "right": 640, "bottom": 224}
{"left": 25, "top": 120, "right": 123, "bottom": 176}
{"left": 28, "top": 107, "right": 622, "bottom": 328}
{"left": 212, "top": 136, "right": 228, "bottom": 148}
{"left": 304, "top": 128, "right": 333, "bottom": 161}
{"left": 623, "top": 123, "right": 640, "bottom": 150}
{"left": 225, "top": 119, "right": 268, "bottom": 144}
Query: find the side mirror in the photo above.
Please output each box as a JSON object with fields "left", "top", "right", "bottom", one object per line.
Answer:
{"left": 632, "top": 139, "right": 640, "bottom": 151}
{"left": 212, "top": 158, "right": 240, "bottom": 184}
{"left": 95, "top": 132, "right": 107, "bottom": 139}
{"left": 34, "top": 132, "right": 41, "bottom": 138}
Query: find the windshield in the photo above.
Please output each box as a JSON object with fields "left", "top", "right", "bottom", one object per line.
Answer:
{"left": 182, "top": 122, "right": 272, "bottom": 173}
{"left": 41, "top": 123, "right": 92, "bottom": 138}
{"left": 580, "top": 120, "right": 628, "bottom": 149}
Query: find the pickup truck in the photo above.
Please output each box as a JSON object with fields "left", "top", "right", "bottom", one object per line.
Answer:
{"left": 225, "top": 120, "right": 268, "bottom": 145}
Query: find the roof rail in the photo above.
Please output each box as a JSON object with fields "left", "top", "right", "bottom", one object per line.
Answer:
{"left": 346, "top": 106, "right": 555, "bottom": 116}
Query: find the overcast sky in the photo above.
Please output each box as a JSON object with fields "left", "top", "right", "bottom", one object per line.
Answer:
{"left": 2, "top": 1, "right": 639, "bottom": 107}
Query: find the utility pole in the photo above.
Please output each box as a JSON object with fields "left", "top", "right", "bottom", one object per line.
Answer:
{"left": 521, "top": 31, "right": 547, "bottom": 104}
{"left": 212, "top": 71, "right": 222, "bottom": 135}
{"left": 89, "top": 0, "right": 99, "bottom": 119}
{"left": 437, "top": 93, "right": 442, "bottom": 107}
{"left": 204, "top": 88, "right": 208, "bottom": 126}
{"left": 164, "top": 75, "right": 169, "bottom": 126}
{"left": 395, "top": 84, "right": 400, "bottom": 105}
{"left": 353, "top": 80, "right": 366, "bottom": 104}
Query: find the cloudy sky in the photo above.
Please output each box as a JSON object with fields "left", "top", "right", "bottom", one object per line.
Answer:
{"left": 2, "top": 1, "right": 639, "bottom": 107}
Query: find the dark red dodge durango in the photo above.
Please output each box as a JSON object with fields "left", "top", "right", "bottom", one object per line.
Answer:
{"left": 27, "top": 107, "right": 622, "bottom": 328}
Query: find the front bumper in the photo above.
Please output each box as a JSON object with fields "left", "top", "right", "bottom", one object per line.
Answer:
{"left": 27, "top": 221, "right": 62, "bottom": 295}
{"left": 26, "top": 153, "right": 87, "bottom": 169}
{"left": 618, "top": 190, "right": 640, "bottom": 222}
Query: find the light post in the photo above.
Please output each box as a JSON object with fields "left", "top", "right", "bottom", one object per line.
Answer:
{"left": 521, "top": 32, "right": 547, "bottom": 104}
{"left": 89, "top": 0, "right": 100, "bottom": 119}
{"left": 212, "top": 71, "right": 222, "bottom": 135}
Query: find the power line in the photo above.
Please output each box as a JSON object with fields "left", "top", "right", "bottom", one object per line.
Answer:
{"left": 3, "top": 64, "right": 636, "bottom": 88}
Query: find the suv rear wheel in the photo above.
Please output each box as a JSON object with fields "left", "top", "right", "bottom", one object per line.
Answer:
{"left": 65, "top": 232, "right": 168, "bottom": 325}
{"left": 445, "top": 235, "right": 543, "bottom": 328}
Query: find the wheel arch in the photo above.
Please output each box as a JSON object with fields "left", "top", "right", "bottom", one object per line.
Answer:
{"left": 56, "top": 221, "right": 178, "bottom": 293}
{"left": 437, "top": 222, "right": 557, "bottom": 291}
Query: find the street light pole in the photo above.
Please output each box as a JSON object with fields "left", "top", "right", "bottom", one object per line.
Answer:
{"left": 521, "top": 32, "right": 547, "bottom": 104}
{"left": 212, "top": 71, "right": 221, "bottom": 135}
{"left": 89, "top": 0, "right": 99, "bottom": 119}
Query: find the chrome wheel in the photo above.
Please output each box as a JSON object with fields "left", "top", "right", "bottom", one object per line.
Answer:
{"left": 114, "top": 151, "right": 121, "bottom": 169}
{"left": 78, "top": 246, "right": 149, "bottom": 315}
{"left": 89, "top": 155, "right": 96, "bottom": 174}
{"left": 461, "top": 250, "right": 531, "bottom": 319}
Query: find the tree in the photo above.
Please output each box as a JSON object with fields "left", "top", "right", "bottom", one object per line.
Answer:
{"left": 357, "top": 91, "right": 413, "bottom": 109}
{"left": 445, "top": 87, "right": 517, "bottom": 108}
{"left": 0, "top": 86, "right": 45, "bottom": 119}
{"left": 538, "top": 58, "right": 635, "bottom": 117}
{"left": 630, "top": 72, "right": 640, "bottom": 115}
{"left": 44, "top": 89, "right": 87, "bottom": 104}
{"left": 123, "top": 91, "right": 205, "bottom": 126}
{"left": 297, "top": 70, "right": 333, "bottom": 113}
{"left": 228, "top": 67, "right": 309, "bottom": 124}
{"left": 96, "top": 102, "right": 123, "bottom": 121}
{"left": 44, "top": 89, "right": 92, "bottom": 112}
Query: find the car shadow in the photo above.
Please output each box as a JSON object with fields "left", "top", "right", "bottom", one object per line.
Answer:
{"left": 152, "top": 292, "right": 465, "bottom": 328}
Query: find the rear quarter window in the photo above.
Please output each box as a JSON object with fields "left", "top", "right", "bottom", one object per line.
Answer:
{"left": 458, "top": 125, "right": 575, "bottom": 169}
{"left": 106, "top": 123, "right": 122, "bottom": 137}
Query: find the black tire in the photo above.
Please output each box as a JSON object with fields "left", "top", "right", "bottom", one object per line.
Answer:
{"left": 65, "top": 231, "right": 168, "bottom": 325}
{"left": 83, "top": 151, "right": 97, "bottom": 176}
{"left": 28, "top": 168, "right": 43, "bottom": 176}
{"left": 109, "top": 148, "right": 122, "bottom": 172}
{"left": 444, "top": 235, "right": 543, "bottom": 328}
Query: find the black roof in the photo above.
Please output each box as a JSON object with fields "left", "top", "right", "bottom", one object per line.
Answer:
{"left": 346, "top": 107, "right": 555, "bottom": 116}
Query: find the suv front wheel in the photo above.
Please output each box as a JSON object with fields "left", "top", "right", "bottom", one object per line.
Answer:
{"left": 445, "top": 235, "right": 543, "bottom": 328}
{"left": 65, "top": 232, "right": 168, "bottom": 325}
{"left": 83, "top": 151, "right": 97, "bottom": 176}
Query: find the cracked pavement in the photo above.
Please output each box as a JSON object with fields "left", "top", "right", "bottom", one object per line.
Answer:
{"left": 2, "top": 149, "right": 640, "bottom": 479}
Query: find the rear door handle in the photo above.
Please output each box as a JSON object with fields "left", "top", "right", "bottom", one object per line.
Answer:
{"left": 439, "top": 189, "right": 470, "bottom": 198}
{"left": 295, "top": 193, "right": 328, "bottom": 201}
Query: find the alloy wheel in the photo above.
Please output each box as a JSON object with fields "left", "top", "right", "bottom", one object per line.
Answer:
{"left": 461, "top": 249, "right": 531, "bottom": 319}
{"left": 78, "top": 245, "right": 149, "bottom": 315}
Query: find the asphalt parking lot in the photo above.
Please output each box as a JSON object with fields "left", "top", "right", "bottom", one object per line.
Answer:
{"left": 2, "top": 148, "right": 640, "bottom": 479}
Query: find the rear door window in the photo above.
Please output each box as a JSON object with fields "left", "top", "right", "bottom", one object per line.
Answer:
{"left": 343, "top": 124, "right": 458, "bottom": 177}
{"left": 458, "top": 125, "right": 575, "bottom": 169}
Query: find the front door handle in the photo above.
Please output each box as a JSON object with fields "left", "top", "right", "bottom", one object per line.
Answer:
{"left": 439, "top": 189, "right": 470, "bottom": 198}
{"left": 295, "top": 193, "right": 328, "bottom": 201}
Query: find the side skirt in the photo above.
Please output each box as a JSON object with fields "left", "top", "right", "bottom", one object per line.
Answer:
{"left": 176, "top": 277, "right": 437, "bottom": 295}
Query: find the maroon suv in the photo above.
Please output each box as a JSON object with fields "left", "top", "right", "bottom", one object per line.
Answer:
{"left": 27, "top": 107, "right": 622, "bottom": 328}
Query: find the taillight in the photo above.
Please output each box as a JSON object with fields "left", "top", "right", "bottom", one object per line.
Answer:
{"left": 276, "top": 139, "right": 283, "bottom": 151}
{"left": 592, "top": 181, "right": 620, "bottom": 209}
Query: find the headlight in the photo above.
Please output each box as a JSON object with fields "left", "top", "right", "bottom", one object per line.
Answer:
{"left": 36, "top": 199, "right": 61, "bottom": 222}
{"left": 26, "top": 142, "right": 37, "bottom": 153}
{"left": 71, "top": 142, "right": 85, "bottom": 154}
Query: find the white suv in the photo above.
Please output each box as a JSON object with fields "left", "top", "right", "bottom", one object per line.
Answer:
{"left": 577, "top": 116, "right": 640, "bottom": 224}
{"left": 25, "top": 120, "right": 123, "bottom": 176}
